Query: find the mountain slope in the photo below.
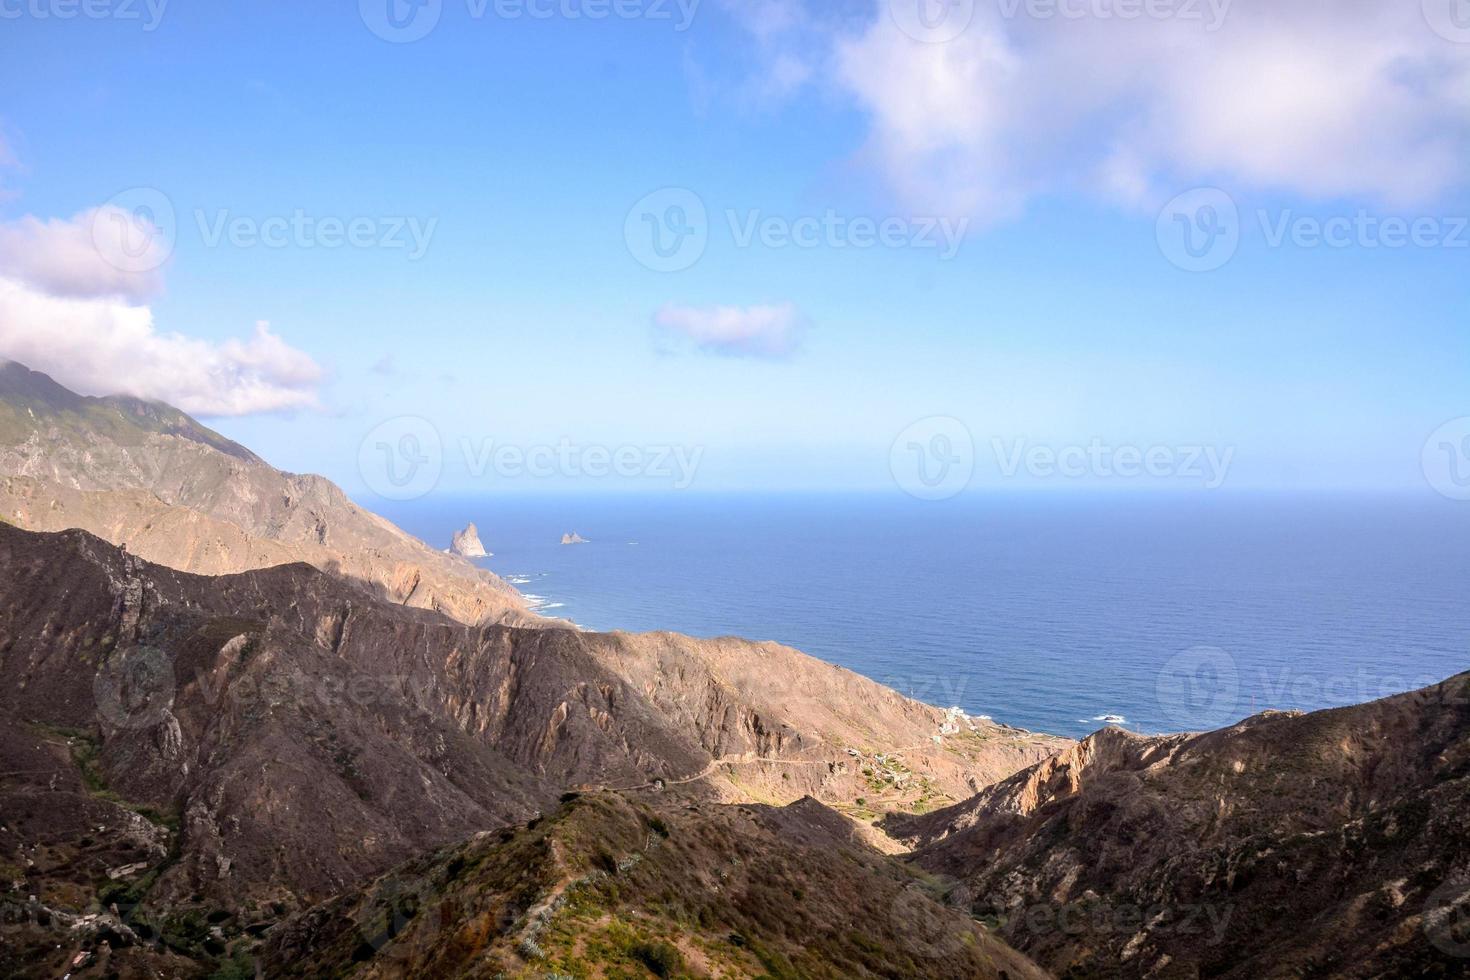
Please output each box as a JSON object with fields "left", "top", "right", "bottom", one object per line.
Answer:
{"left": 886, "top": 678, "right": 1470, "bottom": 978}
{"left": 263, "top": 791, "right": 1051, "bottom": 980}
{"left": 0, "top": 522, "right": 1066, "bottom": 974}
{"left": 0, "top": 360, "right": 531, "bottom": 627}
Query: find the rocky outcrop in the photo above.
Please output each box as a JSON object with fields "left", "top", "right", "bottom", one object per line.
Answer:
{"left": 892, "top": 678, "right": 1470, "bottom": 979}
{"left": 561, "top": 531, "right": 588, "bottom": 545}
{"left": 448, "top": 522, "right": 489, "bottom": 558}
{"left": 0, "top": 361, "right": 531, "bottom": 627}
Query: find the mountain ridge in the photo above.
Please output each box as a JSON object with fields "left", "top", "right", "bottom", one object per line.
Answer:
{"left": 885, "top": 675, "right": 1470, "bottom": 978}
{"left": 0, "top": 360, "right": 533, "bottom": 628}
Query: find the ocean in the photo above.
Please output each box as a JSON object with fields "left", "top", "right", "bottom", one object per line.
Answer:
{"left": 374, "top": 492, "right": 1468, "bottom": 740}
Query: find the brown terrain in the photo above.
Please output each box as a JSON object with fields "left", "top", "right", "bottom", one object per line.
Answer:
{"left": 0, "top": 363, "right": 1067, "bottom": 976}
{"left": 0, "top": 360, "right": 531, "bottom": 628}
{"left": 0, "top": 523, "right": 1067, "bottom": 972}
{"left": 261, "top": 792, "right": 1050, "bottom": 980}
{"left": 2, "top": 361, "right": 1466, "bottom": 978}
{"left": 886, "top": 679, "right": 1470, "bottom": 978}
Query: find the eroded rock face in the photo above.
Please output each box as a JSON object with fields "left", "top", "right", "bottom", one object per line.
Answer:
{"left": 449, "top": 522, "right": 489, "bottom": 558}
{"left": 891, "top": 680, "right": 1470, "bottom": 979}
{"left": 0, "top": 525, "right": 1065, "bottom": 924}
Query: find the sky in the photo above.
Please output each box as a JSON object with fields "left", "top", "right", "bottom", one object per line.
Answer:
{"left": 1, "top": 0, "right": 1468, "bottom": 500}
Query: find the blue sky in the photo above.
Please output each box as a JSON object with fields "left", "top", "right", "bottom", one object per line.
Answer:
{"left": 1, "top": 1, "right": 1468, "bottom": 498}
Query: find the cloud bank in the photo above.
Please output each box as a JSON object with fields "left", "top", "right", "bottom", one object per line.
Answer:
{"left": 654, "top": 302, "right": 808, "bottom": 358}
{"left": 0, "top": 208, "right": 323, "bottom": 417}
{"left": 0, "top": 206, "right": 170, "bottom": 302}
{"left": 723, "top": 0, "right": 1470, "bottom": 222}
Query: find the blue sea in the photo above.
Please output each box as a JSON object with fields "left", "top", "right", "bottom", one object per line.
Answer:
{"left": 375, "top": 493, "right": 1468, "bottom": 740}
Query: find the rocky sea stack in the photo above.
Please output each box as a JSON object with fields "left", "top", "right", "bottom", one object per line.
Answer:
{"left": 450, "top": 522, "right": 489, "bottom": 558}
{"left": 561, "top": 531, "right": 588, "bottom": 545}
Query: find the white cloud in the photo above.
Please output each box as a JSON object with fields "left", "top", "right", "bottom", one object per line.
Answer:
{"left": 0, "top": 276, "right": 323, "bottom": 416}
{"left": 0, "top": 206, "right": 171, "bottom": 302}
{"left": 654, "top": 302, "right": 809, "bottom": 358}
{"left": 0, "top": 206, "right": 322, "bottom": 417}
{"left": 732, "top": 1, "right": 1470, "bottom": 222}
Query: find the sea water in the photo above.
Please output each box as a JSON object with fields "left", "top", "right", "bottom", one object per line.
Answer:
{"left": 374, "top": 492, "right": 1468, "bottom": 740}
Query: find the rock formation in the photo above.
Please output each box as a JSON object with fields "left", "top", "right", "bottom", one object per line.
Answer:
{"left": 561, "top": 531, "right": 588, "bottom": 545}
{"left": 885, "top": 677, "right": 1470, "bottom": 978}
{"left": 449, "top": 521, "right": 489, "bottom": 558}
